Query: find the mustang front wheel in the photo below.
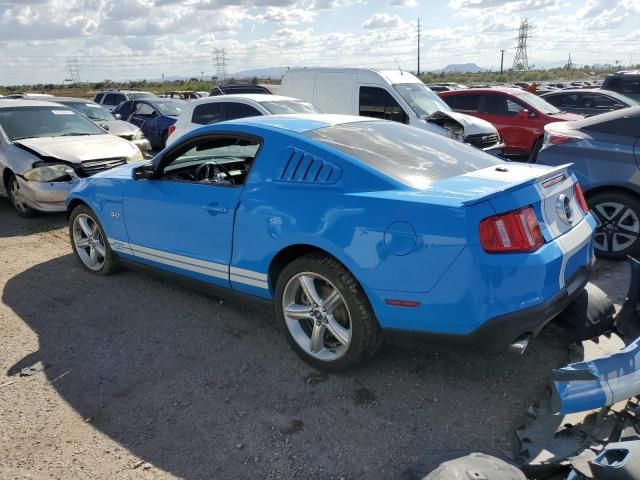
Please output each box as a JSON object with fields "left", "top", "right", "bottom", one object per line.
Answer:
{"left": 275, "top": 253, "right": 379, "bottom": 370}
{"left": 69, "top": 205, "right": 118, "bottom": 275}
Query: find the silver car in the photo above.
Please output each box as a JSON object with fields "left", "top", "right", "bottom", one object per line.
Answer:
{"left": 0, "top": 99, "right": 145, "bottom": 217}
{"left": 39, "top": 97, "right": 151, "bottom": 154}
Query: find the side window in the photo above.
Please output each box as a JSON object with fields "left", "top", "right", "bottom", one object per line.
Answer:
{"left": 94, "top": 93, "right": 104, "bottom": 103}
{"left": 226, "top": 102, "right": 262, "bottom": 120}
{"left": 115, "top": 94, "right": 126, "bottom": 104}
{"left": 481, "top": 95, "right": 509, "bottom": 115}
{"left": 161, "top": 136, "right": 261, "bottom": 186}
{"left": 580, "top": 94, "right": 615, "bottom": 109}
{"left": 506, "top": 99, "right": 525, "bottom": 115}
{"left": 556, "top": 94, "right": 578, "bottom": 108}
{"left": 192, "top": 103, "right": 225, "bottom": 125}
{"left": 447, "top": 94, "right": 480, "bottom": 112}
{"left": 586, "top": 117, "right": 640, "bottom": 137}
{"left": 544, "top": 95, "right": 561, "bottom": 107}
{"left": 103, "top": 94, "right": 117, "bottom": 105}
{"left": 134, "top": 103, "right": 155, "bottom": 116}
{"left": 359, "top": 87, "right": 408, "bottom": 123}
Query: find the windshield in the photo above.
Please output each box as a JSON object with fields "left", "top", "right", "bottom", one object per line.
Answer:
{"left": 393, "top": 83, "right": 453, "bottom": 118}
{"left": 260, "top": 100, "right": 321, "bottom": 114}
{"left": 128, "top": 92, "right": 156, "bottom": 100}
{"left": 154, "top": 101, "right": 183, "bottom": 116}
{"left": 515, "top": 91, "right": 561, "bottom": 115}
{"left": 0, "top": 106, "right": 105, "bottom": 140}
{"left": 305, "top": 120, "right": 502, "bottom": 189}
{"left": 608, "top": 91, "right": 639, "bottom": 106}
{"left": 65, "top": 102, "right": 115, "bottom": 122}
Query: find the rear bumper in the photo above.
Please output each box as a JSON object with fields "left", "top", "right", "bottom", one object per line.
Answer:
{"left": 383, "top": 265, "right": 591, "bottom": 353}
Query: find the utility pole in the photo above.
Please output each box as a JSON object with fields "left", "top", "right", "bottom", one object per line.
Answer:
{"left": 567, "top": 53, "right": 573, "bottom": 79}
{"left": 500, "top": 49, "right": 505, "bottom": 74}
{"left": 214, "top": 48, "right": 228, "bottom": 83}
{"left": 417, "top": 18, "right": 421, "bottom": 76}
{"left": 66, "top": 57, "right": 81, "bottom": 84}
{"left": 512, "top": 19, "right": 530, "bottom": 71}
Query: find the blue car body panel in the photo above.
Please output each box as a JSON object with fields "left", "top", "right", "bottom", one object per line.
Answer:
{"left": 113, "top": 99, "right": 180, "bottom": 149}
{"left": 67, "top": 115, "right": 596, "bottom": 344}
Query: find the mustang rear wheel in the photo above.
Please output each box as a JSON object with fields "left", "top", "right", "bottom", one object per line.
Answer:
{"left": 275, "top": 253, "right": 379, "bottom": 371}
{"left": 590, "top": 192, "right": 640, "bottom": 260}
{"left": 7, "top": 173, "right": 37, "bottom": 218}
{"left": 69, "top": 205, "right": 118, "bottom": 275}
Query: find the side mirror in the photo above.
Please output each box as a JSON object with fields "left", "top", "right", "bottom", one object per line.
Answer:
{"left": 114, "top": 113, "right": 122, "bottom": 119}
{"left": 132, "top": 164, "right": 155, "bottom": 181}
{"left": 517, "top": 109, "right": 534, "bottom": 119}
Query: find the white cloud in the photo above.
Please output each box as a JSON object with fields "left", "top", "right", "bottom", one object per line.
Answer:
{"left": 362, "top": 12, "right": 403, "bottom": 29}
{"left": 390, "top": 0, "right": 417, "bottom": 7}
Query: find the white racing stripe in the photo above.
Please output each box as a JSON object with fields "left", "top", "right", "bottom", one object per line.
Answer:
{"left": 554, "top": 219, "right": 593, "bottom": 289}
{"left": 106, "top": 237, "right": 268, "bottom": 289}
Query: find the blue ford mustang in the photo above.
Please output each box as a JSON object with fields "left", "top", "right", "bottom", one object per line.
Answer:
{"left": 66, "top": 114, "right": 596, "bottom": 370}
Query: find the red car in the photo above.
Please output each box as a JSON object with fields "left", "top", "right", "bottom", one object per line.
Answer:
{"left": 438, "top": 88, "right": 582, "bottom": 162}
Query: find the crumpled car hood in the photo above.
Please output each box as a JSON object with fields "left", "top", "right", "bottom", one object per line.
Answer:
{"left": 94, "top": 120, "right": 140, "bottom": 138}
{"left": 14, "top": 135, "right": 137, "bottom": 164}
{"left": 437, "top": 110, "right": 498, "bottom": 136}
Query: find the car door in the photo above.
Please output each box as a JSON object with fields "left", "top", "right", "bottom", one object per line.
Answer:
{"left": 122, "top": 133, "right": 261, "bottom": 288}
{"left": 477, "top": 93, "right": 532, "bottom": 154}
{"left": 129, "top": 101, "right": 159, "bottom": 145}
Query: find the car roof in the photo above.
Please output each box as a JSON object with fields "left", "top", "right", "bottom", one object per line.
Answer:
{"left": 541, "top": 89, "right": 612, "bottom": 95}
{"left": 0, "top": 99, "right": 66, "bottom": 108}
{"left": 192, "top": 94, "right": 304, "bottom": 104}
{"left": 34, "top": 96, "right": 96, "bottom": 103}
{"left": 440, "top": 87, "right": 525, "bottom": 96}
{"left": 222, "top": 114, "right": 375, "bottom": 133}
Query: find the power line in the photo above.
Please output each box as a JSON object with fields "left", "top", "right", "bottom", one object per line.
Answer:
{"left": 417, "top": 18, "right": 421, "bottom": 76}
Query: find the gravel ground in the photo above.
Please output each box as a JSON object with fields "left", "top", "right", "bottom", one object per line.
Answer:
{"left": 0, "top": 199, "right": 630, "bottom": 480}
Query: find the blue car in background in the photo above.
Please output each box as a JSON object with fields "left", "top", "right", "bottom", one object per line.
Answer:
{"left": 113, "top": 98, "right": 184, "bottom": 150}
{"left": 538, "top": 106, "right": 640, "bottom": 259}
{"left": 66, "top": 114, "right": 595, "bottom": 370}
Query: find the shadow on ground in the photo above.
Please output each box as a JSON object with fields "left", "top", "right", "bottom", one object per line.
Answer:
{"left": 0, "top": 200, "right": 67, "bottom": 238}
{"left": 3, "top": 254, "right": 573, "bottom": 479}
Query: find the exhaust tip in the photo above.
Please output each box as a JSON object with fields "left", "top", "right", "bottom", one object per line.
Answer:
{"left": 508, "top": 334, "right": 532, "bottom": 355}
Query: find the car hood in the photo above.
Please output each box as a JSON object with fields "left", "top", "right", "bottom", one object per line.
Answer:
{"left": 440, "top": 110, "right": 498, "bottom": 135}
{"left": 14, "top": 135, "right": 138, "bottom": 164}
{"left": 549, "top": 112, "right": 584, "bottom": 121}
{"left": 94, "top": 120, "right": 139, "bottom": 137}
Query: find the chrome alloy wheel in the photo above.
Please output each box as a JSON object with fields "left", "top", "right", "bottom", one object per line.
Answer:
{"left": 592, "top": 201, "right": 640, "bottom": 254}
{"left": 72, "top": 214, "right": 107, "bottom": 271}
{"left": 282, "top": 272, "right": 352, "bottom": 361}
{"left": 8, "top": 176, "right": 29, "bottom": 213}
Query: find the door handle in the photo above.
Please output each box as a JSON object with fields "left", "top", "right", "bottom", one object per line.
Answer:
{"left": 203, "top": 204, "right": 228, "bottom": 215}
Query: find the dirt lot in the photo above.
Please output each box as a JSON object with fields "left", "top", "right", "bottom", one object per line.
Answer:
{"left": 0, "top": 199, "right": 630, "bottom": 480}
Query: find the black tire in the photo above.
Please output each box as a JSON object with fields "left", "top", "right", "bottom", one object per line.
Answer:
{"left": 69, "top": 204, "right": 119, "bottom": 275}
{"left": 527, "top": 137, "right": 543, "bottom": 163}
{"left": 274, "top": 253, "right": 379, "bottom": 371}
{"left": 589, "top": 191, "right": 640, "bottom": 260}
{"left": 6, "top": 173, "right": 37, "bottom": 218}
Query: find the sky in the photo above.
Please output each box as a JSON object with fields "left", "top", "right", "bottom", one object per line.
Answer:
{"left": 0, "top": 0, "right": 638, "bottom": 85}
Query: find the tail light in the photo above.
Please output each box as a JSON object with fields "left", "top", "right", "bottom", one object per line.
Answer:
{"left": 479, "top": 206, "right": 544, "bottom": 253}
{"left": 546, "top": 133, "right": 580, "bottom": 145}
{"left": 574, "top": 183, "right": 589, "bottom": 214}
{"left": 167, "top": 124, "right": 176, "bottom": 137}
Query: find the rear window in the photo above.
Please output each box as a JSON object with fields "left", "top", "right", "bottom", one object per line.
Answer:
{"left": 304, "top": 121, "right": 502, "bottom": 189}
{"left": 573, "top": 106, "right": 640, "bottom": 137}
{"left": 127, "top": 92, "right": 156, "bottom": 100}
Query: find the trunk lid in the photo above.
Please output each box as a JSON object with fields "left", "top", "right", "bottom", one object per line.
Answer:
{"left": 429, "top": 162, "right": 585, "bottom": 241}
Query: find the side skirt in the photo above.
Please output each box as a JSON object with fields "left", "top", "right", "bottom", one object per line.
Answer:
{"left": 118, "top": 258, "right": 274, "bottom": 312}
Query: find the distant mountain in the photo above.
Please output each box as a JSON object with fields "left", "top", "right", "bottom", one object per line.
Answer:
{"left": 440, "top": 63, "right": 483, "bottom": 73}
{"left": 230, "top": 67, "right": 290, "bottom": 79}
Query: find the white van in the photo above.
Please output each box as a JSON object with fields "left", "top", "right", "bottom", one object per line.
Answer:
{"left": 280, "top": 68, "right": 504, "bottom": 154}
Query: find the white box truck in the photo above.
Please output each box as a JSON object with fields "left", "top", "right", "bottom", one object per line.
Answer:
{"left": 280, "top": 68, "right": 504, "bottom": 154}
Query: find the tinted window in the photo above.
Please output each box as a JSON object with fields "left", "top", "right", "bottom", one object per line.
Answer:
{"left": 0, "top": 106, "right": 105, "bottom": 140}
{"left": 226, "top": 102, "right": 261, "bottom": 120}
{"left": 127, "top": 92, "right": 156, "bottom": 100}
{"left": 445, "top": 94, "right": 480, "bottom": 112}
{"left": 115, "top": 94, "right": 126, "bottom": 104}
{"left": 305, "top": 121, "right": 502, "bottom": 189}
{"left": 153, "top": 101, "right": 183, "bottom": 116}
{"left": 192, "top": 103, "right": 225, "bottom": 125}
{"left": 605, "top": 76, "right": 640, "bottom": 94}
{"left": 94, "top": 93, "right": 104, "bottom": 103}
{"left": 359, "top": 87, "right": 407, "bottom": 123}
{"left": 575, "top": 106, "right": 640, "bottom": 137}
{"left": 553, "top": 93, "right": 578, "bottom": 108}
{"left": 481, "top": 94, "right": 511, "bottom": 115}
{"left": 103, "top": 94, "right": 118, "bottom": 105}
{"left": 579, "top": 93, "right": 615, "bottom": 109}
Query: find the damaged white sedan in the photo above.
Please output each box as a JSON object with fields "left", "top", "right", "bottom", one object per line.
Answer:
{"left": 0, "top": 99, "right": 144, "bottom": 217}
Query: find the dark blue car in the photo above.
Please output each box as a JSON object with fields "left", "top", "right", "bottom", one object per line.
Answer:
{"left": 113, "top": 99, "right": 184, "bottom": 150}
{"left": 538, "top": 106, "right": 640, "bottom": 259}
